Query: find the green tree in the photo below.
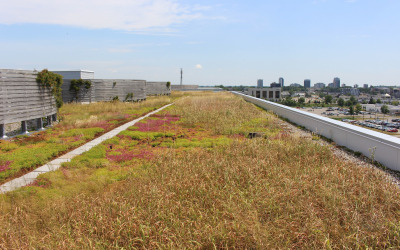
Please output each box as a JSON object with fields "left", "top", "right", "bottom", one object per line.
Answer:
{"left": 392, "top": 101, "right": 399, "bottom": 106}
{"left": 69, "top": 79, "right": 92, "bottom": 102}
{"left": 355, "top": 103, "right": 362, "bottom": 114}
{"left": 325, "top": 95, "right": 333, "bottom": 104}
{"left": 36, "top": 69, "right": 64, "bottom": 108}
{"left": 377, "top": 98, "right": 382, "bottom": 104}
{"left": 369, "top": 97, "right": 376, "bottom": 104}
{"left": 281, "top": 97, "right": 297, "bottom": 107}
{"left": 349, "top": 95, "right": 357, "bottom": 105}
{"left": 349, "top": 106, "right": 355, "bottom": 119}
{"left": 337, "top": 98, "right": 345, "bottom": 107}
{"left": 298, "top": 97, "right": 305, "bottom": 104}
{"left": 345, "top": 100, "right": 352, "bottom": 107}
{"left": 166, "top": 81, "right": 171, "bottom": 89}
{"left": 381, "top": 104, "right": 389, "bottom": 120}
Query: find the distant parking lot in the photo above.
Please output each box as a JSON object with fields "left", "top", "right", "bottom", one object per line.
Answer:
{"left": 302, "top": 107, "right": 400, "bottom": 138}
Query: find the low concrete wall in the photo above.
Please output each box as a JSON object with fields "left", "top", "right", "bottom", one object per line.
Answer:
{"left": 233, "top": 91, "right": 400, "bottom": 172}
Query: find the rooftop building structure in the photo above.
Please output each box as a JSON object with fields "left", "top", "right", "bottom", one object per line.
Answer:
{"left": 257, "top": 79, "right": 263, "bottom": 88}
{"left": 279, "top": 77, "right": 284, "bottom": 88}
{"left": 51, "top": 70, "right": 94, "bottom": 79}
{"left": 341, "top": 88, "right": 360, "bottom": 96}
{"left": 247, "top": 87, "right": 281, "bottom": 101}
{"left": 333, "top": 77, "right": 340, "bottom": 88}
{"left": 270, "top": 82, "right": 281, "bottom": 88}
{"left": 304, "top": 79, "right": 311, "bottom": 88}
{"left": 314, "top": 82, "right": 325, "bottom": 89}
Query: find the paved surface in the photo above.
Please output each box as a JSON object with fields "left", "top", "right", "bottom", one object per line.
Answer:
{"left": 303, "top": 107, "right": 400, "bottom": 138}
{"left": 0, "top": 104, "right": 173, "bottom": 193}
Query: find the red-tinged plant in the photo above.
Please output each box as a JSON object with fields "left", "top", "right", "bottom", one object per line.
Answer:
{"left": 28, "top": 177, "right": 52, "bottom": 188}
{"left": 0, "top": 161, "right": 11, "bottom": 172}
{"left": 136, "top": 114, "right": 180, "bottom": 132}
{"left": 133, "top": 150, "right": 154, "bottom": 160}
{"left": 107, "top": 149, "right": 154, "bottom": 162}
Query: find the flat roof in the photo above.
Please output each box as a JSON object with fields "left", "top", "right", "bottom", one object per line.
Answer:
{"left": 52, "top": 70, "right": 94, "bottom": 73}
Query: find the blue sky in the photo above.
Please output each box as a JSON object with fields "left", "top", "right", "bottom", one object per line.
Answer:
{"left": 1, "top": 0, "right": 399, "bottom": 86}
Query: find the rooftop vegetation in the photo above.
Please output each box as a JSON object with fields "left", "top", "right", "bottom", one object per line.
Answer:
{"left": 0, "top": 96, "right": 171, "bottom": 183}
{"left": 0, "top": 92, "right": 399, "bottom": 248}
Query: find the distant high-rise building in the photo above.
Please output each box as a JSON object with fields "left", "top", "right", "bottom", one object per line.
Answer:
{"left": 304, "top": 79, "right": 311, "bottom": 88}
{"left": 279, "top": 77, "right": 284, "bottom": 88}
{"left": 257, "top": 79, "right": 263, "bottom": 88}
{"left": 333, "top": 77, "right": 340, "bottom": 88}
{"left": 270, "top": 82, "right": 281, "bottom": 88}
{"left": 364, "top": 84, "right": 369, "bottom": 88}
{"left": 291, "top": 83, "right": 302, "bottom": 87}
{"left": 314, "top": 82, "right": 325, "bottom": 89}
{"left": 354, "top": 84, "right": 359, "bottom": 88}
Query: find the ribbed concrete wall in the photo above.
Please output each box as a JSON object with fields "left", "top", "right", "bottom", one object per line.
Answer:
{"left": 93, "top": 79, "right": 146, "bottom": 102}
{"left": 233, "top": 91, "right": 400, "bottom": 172}
{"left": 0, "top": 69, "right": 57, "bottom": 124}
{"left": 62, "top": 79, "right": 95, "bottom": 103}
{"left": 146, "top": 82, "right": 170, "bottom": 96}
{"left": 61, "top": 79, "right": 147, "bottom": 103}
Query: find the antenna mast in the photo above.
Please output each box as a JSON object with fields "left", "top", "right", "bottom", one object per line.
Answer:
{"left": 180, "top": 68, "right": 183, "bottom": 85}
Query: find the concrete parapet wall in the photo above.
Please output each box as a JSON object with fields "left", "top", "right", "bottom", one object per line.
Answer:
{"left": 233, "top": 91, "right": 400, "bottom": 172}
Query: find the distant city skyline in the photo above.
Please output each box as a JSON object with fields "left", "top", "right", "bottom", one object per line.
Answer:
{"left": 1, "top": 0, "right": 400, "bottom": 86}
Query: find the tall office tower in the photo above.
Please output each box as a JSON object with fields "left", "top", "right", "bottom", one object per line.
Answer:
{"left": 279, "top": 77, "right": 284, "bottom": 88}
{"left": 314, "top": 82, "right": 326, "bottom": 89}
{"left": 364, "top": 84, "right": 369, "bottom": 88}
{"left": 304, "top": 79, "right": 311, "bottom": 88}
{"left": 257, "top": 79, "right": 263, "bottom": 88}
{"left": 333, "top": 77, "right": 340, "bottom": 88}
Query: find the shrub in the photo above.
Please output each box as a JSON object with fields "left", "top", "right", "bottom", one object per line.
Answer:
{"left": 36, "top": 69, "right": 64, "bottom": 108}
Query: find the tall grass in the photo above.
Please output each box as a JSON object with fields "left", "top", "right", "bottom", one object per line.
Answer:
{"left": 169, "top": 92, "right": 281, "bottom": 135}
{"left": 0, "top": 92, "right": 399, "bottom": 248}
{"left": 60, "top": 96, "right": 171, "bottom": 128}
{"left": 1, "top": 137, "right": 399, "bottom": 248}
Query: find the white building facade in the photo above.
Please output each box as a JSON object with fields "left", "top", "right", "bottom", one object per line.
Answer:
{"left": 247, "top": 87, "right": 281, "bottom": 101}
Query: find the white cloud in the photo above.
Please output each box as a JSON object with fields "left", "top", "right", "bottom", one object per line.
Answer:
{"left": 195, "top": 64, "right": 203, "bottom": 69}
{"left": 0, "top": 0, "right": 208, "bottom": 31}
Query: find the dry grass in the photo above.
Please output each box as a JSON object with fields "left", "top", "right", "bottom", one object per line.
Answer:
{"left": 60, "top": 96, "right": 171, "bottom": 129}
{"left": 169, "top": 92, "right": 281, "bottom": 135}
{"left": 0, "top": 92, "right": 399, "bottom": 248}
